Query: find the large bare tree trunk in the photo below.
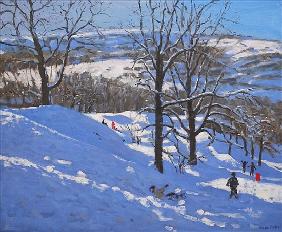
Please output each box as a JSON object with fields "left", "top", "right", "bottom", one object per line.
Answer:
{"left": 155, "top": 94, "right": 164, "bottom": 173}
{"left": 228, "top": 142, "right": 232, "bottom": 156}
{"left": 188, "top": 101, "right": 197, "bottom": 165}
{"left": 243, "top": 137, "right": 248, "bottom": 156}
{"left": 251, "top": 139, "right": 255, "bottom": 160}
{"left": 41, "top": 73, "right": 50, "bottom": 105}
{"left": 34, "top": 40, "right": 50, "bottom": 104}
{"left": 189, "top": 132, "right": 197, "bottom": 165}
{"left": 154, "top": 58, "right": 164, "bottom": 173}
{"left": 258, "top": 137, "right": 263, "bottom": 166}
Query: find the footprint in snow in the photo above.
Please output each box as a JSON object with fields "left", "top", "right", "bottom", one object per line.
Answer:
{"left": 77, "top": 170, "right": 87, "bottom": 178}
{"left": 56, "top": 159, "right": 72, "bottom": 165}
{"left": 46, "top": 165, "right": 55, "bottom": 173}
{"left": 32, "top": 128, "right": 42, "bottom": 136}
{"left": 43, "top": 156, "right": 50, "bottom": 161}
{"left": 126, "top": 166, "right": 135, "bottom": 173}
{"left": 165, "top": 225, "right": 176, "bottom": 231}
{"left": 43, "top": 156, "right": 72, "bottom": 166}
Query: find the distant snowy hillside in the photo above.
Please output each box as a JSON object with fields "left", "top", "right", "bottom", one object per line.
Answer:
{"left": 210, "top": 37, "right": 282, "bottom": 101}
{"left": 1, "top": 105, "right": 282, "bottom": 231}
{"left": 1, "top": 32, "right": 281, "bottom": 101}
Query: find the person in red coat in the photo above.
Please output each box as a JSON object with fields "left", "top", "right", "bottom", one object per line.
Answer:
{"left": 111, "top": 121, "right": 116, "bottom": 130}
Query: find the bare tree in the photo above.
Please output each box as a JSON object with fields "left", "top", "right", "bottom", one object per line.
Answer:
{"left": 128, "top": 0, "right": 202, "bottom": 173}
{"left": 129, "top": 0, "right": 241, "bottom": 172}
{"left": 166, "top": 54, "right": 252, "bottom": 165}
{"left": 0, "top": 0, "right": 103, "bottom": 105}
{"left": 236, "top": 99, "right": 278, "bottom": 166}
{"left": 162, "top": 0, "right": 234, "bottom": 165}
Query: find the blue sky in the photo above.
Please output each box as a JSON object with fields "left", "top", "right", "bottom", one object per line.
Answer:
{"left": 227, "top": 0, "right": 281, "bottom": 40}
{"left": 101, "top": 0, "right": 282, "bottom": 40}
{"left": 1, "top": 0, "right": 281, "bottom": 40}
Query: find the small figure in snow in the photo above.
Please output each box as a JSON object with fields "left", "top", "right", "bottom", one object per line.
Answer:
{"left": 241, "top": 160, "right": 248, "bottom": 173}
{"left": 111, "top": 121, "right": 116, "bottom": 130}
{"left": 136, "top": 136, "right": 141, "bottom": 145}
{"left": 179, "top": 162, "right": 185, "bottom": 174}
{"left": 249, "top": 162, "right": 256, "bottom": 176}
{"left": 165, "top": 191, "right": 186, "bottom": 200}
{"left": 149, "top": 184, "right": 186, "bottom": 200}
{"left": 102, "top": 119, "right": 107, "bottom": 126}
{"left": 226, "top": 172, "right": 239, "bottom": 199}
{"left": 149, "top": 184, "right": 169, "bottom": 199}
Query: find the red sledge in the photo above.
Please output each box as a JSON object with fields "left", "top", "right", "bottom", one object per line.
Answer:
{"left": 255, "top": 173, "right": 261, "bottom": 182}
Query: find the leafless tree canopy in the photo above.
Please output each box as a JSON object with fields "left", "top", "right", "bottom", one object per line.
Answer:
{"left": 234, "top": 98, "right": 279, "bottom": 166}
{"left": 0, "top": 0, "right": 103, "bottom": 104}
{"left": 128, "top": 0, "right": 246, "bottom": 172}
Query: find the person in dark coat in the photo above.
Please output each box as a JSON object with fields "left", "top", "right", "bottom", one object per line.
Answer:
{"left": 241, "top": 160, "right": 248, "bottom": 173}
{"left": 102, "top": 119, "right": 107, "bottom": 126}
{"left": 136, "top": 136, "right": 141, "bottom": 145}
{"left": 226, "top": 172, "right": 239, "bottom": 199}
{"left": 249, "top": 162, "right": 256, "bottom": 176}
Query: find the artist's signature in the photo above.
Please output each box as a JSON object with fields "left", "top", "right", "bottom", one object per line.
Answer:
{"left": 259, "top": 225, "right": 280, "bottom": 230}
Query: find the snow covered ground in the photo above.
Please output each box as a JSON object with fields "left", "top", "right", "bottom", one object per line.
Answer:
{"left": 1, "top": 59, "right": 138, "bottom": 89}
{"left": 209, "top": 37, "right": 281, "bottom": 60}
{"left": 1, "top": 105, "right": 282, "bottom": 231}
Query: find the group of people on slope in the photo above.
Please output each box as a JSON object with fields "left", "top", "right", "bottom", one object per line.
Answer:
{"left": 102, "top": 119, "right": 260, "bottom": 201}
{"left": 226, "top": 160, "right": 259, "bottom": 199}
{"left": 241, "top": 160, "right": 256, "bottom": 176}
{"left": 102, "top": 119, "right": 120, "bottom": 132}
{"left": 150, "top": 160, "right": 260, "bottom": 200}
{"left": 102, "top": 119, "right": 116, "bottom": 130}
{"left": 102, "top": 119, "right": 142, "bottom": 144}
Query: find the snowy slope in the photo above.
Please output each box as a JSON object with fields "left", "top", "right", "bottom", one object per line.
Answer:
{"left": 1, "top": 106, "right": 282, "bottom": 231}
{"left": 209, "top": 37, "right": 282, "bottom": 101}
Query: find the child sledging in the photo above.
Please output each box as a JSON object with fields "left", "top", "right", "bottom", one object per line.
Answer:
{"left": 149, "top": 184, "right": 186, "bottom": 200}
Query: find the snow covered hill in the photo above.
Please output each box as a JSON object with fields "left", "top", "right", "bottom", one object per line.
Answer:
{"left": 1, "top": 105, "right": 282, "bottom": 231}
{"left": 1, "top": 32, "right": 281, "bottom": 102}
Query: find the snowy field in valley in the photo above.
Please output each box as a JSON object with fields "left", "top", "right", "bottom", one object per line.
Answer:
{"left": 1, "top": 105, "right": 282, "bottom": 231}
{"left": 1, "top": 34, "right": 281, "bottom": 101}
